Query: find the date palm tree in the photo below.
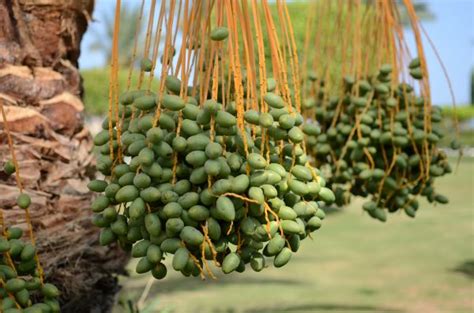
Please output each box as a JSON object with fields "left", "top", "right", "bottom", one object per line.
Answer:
{"left": 0, "top": 0, "right": 127, "bottom": 312}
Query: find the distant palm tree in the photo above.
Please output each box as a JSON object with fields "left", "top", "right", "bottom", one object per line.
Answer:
{"left": 397, "top": 0, "right": 435, "bottom": 26}
{"left": 471, "top": 68, "right": 473, "bottom": 105}
{"left": 89, "top": 3, "right": 143, "bottom": 66}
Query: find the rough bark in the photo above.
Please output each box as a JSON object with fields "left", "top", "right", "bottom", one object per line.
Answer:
{"left": 0, "top": 0, "right": 128, "bottom": 312}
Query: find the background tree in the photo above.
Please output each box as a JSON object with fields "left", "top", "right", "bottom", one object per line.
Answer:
{"left": 471, "top": 68, "right": 474, "bottom": 105}
{"left": 397, "top": 0, "right": 435, "bottom": 25}
{"left": 0, "top": 0, "right": 127, "bottom": 312}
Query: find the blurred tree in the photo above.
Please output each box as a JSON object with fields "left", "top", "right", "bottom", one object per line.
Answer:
{"left": 396, "top": 0, "right": 435, "bottom": 26}
{"left": 471, "top": 68, "right": 474, "bottom": 105}
{"left": 89, "top": 3, "right": 143, "bottom": 66}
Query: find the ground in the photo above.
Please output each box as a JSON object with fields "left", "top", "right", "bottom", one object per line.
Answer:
{"left": 114, "top": 158, "right": 474, "bottom": 313}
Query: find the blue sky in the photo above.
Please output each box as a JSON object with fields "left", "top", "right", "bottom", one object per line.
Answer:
{"left": 79, "top": 0, "right": 474, "bottom": 105}
{"left": 402, "top": 0, "right": 473, "bottom": 105}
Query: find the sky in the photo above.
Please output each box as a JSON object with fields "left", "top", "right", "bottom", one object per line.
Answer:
{"left": 79, "top": 0, "right": 474, "bottom": 105}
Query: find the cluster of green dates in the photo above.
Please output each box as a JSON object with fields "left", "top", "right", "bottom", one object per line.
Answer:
{"left": 1, "top": 162, "right": 60, "bottom": 312}
{"left": 3, "top": 160, "right": 32, "bottom": 212}
{"left": 89, "top": 73, "right": 334, "bottom": 279}
{"left": 303, "top": 61, "right": 453, "bottom": 221}
{"left": 0, "top": 228, "right": 60, "bottom": 313}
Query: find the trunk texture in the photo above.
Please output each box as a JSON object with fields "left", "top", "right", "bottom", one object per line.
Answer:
{"left": 0, "top": 0, "right": 128, "bottom": 312}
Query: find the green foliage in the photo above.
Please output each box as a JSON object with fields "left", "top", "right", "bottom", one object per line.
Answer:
{"left": 471, "top": 68, "right": 474, "bottom": 104}
{"left": 441, "top": 105, "right": 474, "bottom": 122}
{"left": 270, "top": 1, "right": 308, "bottom": 53}
{"left": 397, "top": 0, "right": 435, "bottom": 25}
{"left": 81, "top": 68, "right": 159, "bottom": 115}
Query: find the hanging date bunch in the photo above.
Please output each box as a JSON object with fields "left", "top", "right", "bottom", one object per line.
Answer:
{"left": 301, "top": 0, "right": 459, "bottom": 221}
{"left": 88, "top": 0, "right": 334, "bottom": 280}
{"left": 0, "top": 225, "right": 60, "bottom": 313}
{"left": 1, "top": 104, "right": 60, "bottom": 312}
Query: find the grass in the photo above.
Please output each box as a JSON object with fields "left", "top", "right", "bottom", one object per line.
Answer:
{"left": 114, "top": 158, "right": 474, "bottom": 313}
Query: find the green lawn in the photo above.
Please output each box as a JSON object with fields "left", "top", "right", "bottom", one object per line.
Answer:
{"left": 115, "top": 158, "right": 474, "bottom": 313}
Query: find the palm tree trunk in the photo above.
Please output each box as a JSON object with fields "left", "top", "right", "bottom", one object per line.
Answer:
{"left": 0, "top": 0, "right": 128, "bottom": 312}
